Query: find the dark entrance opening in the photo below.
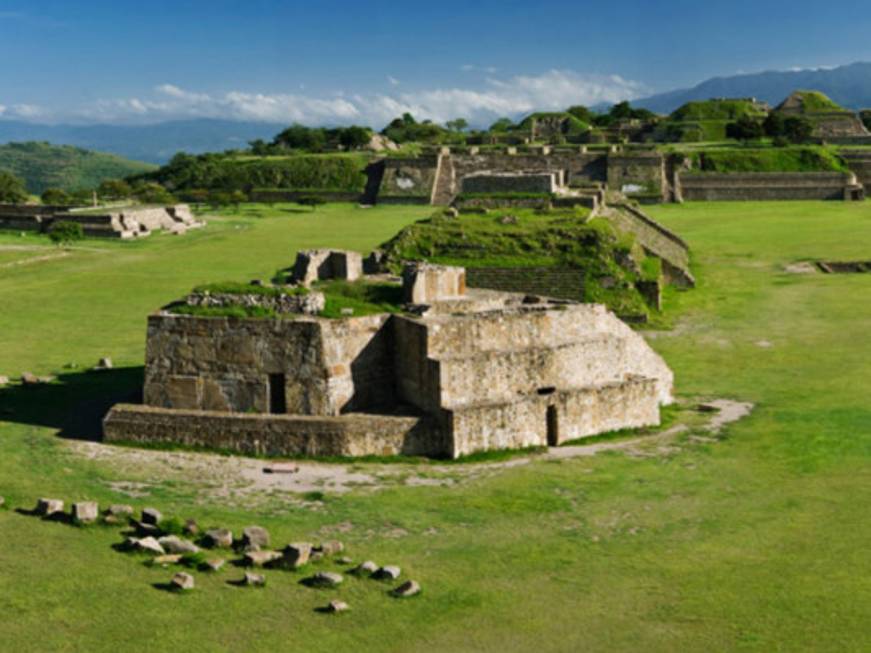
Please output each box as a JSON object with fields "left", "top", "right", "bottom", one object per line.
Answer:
{"left": 269, "top": 374, "right": 286, "bottom": 414}
{"left": 546, "top": 405, "right": 559, "bottom": 447}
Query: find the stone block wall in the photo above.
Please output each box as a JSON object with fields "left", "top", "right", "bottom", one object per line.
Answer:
{"left": 402, "top": 263, "right": 466, "bottom": 304}
{"left": 679, "top": 172, "right": 858, "bottom": 201}
{"left": 104, "top": 404, "right": 446, "bottom": 457}
{"left": 465, "top": 267, "right": 585, "bottom": 301}
{"left": 460, "top": 172, "right": 558, "bottom": 194}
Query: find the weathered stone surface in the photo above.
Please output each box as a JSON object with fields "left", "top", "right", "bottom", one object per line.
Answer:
{"left": 135, "top": 536, "right": 165, "bottom": 555}
{"left": 350, "top": 560, "right": 378, "bottom": 576}
{"left": 307, "top": 571, "right": 343, "bottom": 588}
{"left": 244, "top": 550, "right": 281, "bottom": 567}
{"left": 106, "top": 504, "right": 134, "bottom": 517}
{"left": 391, "top": 580, "right": 421, "bottom": 598}
{"left": 292, "top": 249, "right": 362, "bottom": 286}
{"left": 325, "top": 599, "right": 349, "bottom": 613}
{"left": 278, "top": 542, "right": 312, "bottom": 569}
{"left": 36, "top": 498, "right": 64, "bottom": 517}
{"left": 203, "top": 528, "right": 234, "bottom": 549}
{"left": 71, "top": 501, "right": 99, "bottom": 523}
{"left": 171, "top": 572, "right": 195, "bottom": 591}
{"left": 186, "top": 290, "right": 325, "bottom": 316}
{"left": 141, "top": 507, "right": 163, "bottom": 525}
{"left": 95, "top": 357, "right": 113, "bottom": 370}
{"left": 21, "top": 372, "right": 39, "bottom": 385}
{"left": 402, "top": 262, "right": 467, "bottom": 304}
{"left": 316, "top": 540, "right": 344, "bottom": 556}
{"left": 204, "top": 558, "right": 226, "bottom": 573}
{"left": 154, "top": 554, "right": 183, "bottom": 565}
{"left": 158, "top": 535, "right": 200, "bottom": 555}
{"left": 372, "top": 565, "right": 401, "bottom": 580}
{"left": 336, "top": 556, "right": 353, "bottom": 565}
{"left": 183, "top": 519, "right": 199, "bottom": 536}
{"left": 0, "top": 496, "right": 5, "bottom": 508}
{"left": 243, "top": 572, "right": 266, "bottom": 587}
{"left": 241, "top": 526, "right": 270, "bottom": 549}
{"left": 0, "top": 375, "right": 9, "bottom": 386}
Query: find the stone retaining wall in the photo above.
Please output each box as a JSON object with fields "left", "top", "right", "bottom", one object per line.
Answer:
{"left": 679, "top": 172, "right": 859, "bottom": 201}
{"left": 465, "top": 267, "right": 585, "bottom": 301}
{"left": 103, "top": 404, "right": 445, "bottom": 457}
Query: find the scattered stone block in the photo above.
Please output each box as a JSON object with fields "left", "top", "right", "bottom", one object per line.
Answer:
{"left": 0, "top": 496, "right": 5, "bottom": 508}
{"left": 324, "top": 599, "right": 349, "bottom": 613}
{"left": 243, "top": 572, "right": 266, "bottom": 587}
{"left": 183, "top": 519, "right": 199, "bottom": 536}
{"left": 158, "top": 535, "right": 200, "bottom": 555}
{"left": 204, "top": 559, "right": 226, "bottom": 573}
{"left": 336, "top": 556, "right": 353, "bottom": 565}
{"left": 241, "top": 525, "right": 270, "bottom": 549}
{"left": 244, "top": 550, "right": 282, "bottom": 567}
{"left": 0, "top": 375, "right": 9, "bottom": 386}
{"left": 444, "top": 207, "right": 459, "bottom": 218}
{"left": 171, "top": 572, "right": 195, "bottom": 591}
{"left": 203, "top": 528, "right": 234, "bottom": 549}
{"left": 133, "top": 520, "right": 161, "bottom": 535}
{"left": 135, "top": 536, "right": 165, "bottom": 555}
{"left": 36, "top": 498, "right": 64, "bottom": 517}
{"left": 37, "top": 376, "right": 56, "bottom": 384}
{"left": 71, "top": 501, "right": 99, "bottom": 524}
{"left": 391, "top": 580, "right": 421, "bottom": 598}
{"left": 20, "top": 372, "right": 39, "bottom": 385}
{"left": 154, "top": 554, "right": 183, "bottom": 566}
{"left": 262, "top": 463, "right": 299, "bottom": 475}
{"left": 402, "top": 262, "right": 466, "bottom": 304}
{"left": 141, "top": 507, "right": 163, "bottom": 526}
{"left": 106, "top": 504, "right": 134, "bottom": 518}
{"left": 95, "top": 357, "right": 113, "bottom": 371}
{"left": 316, "top": 540, "right": 344, "bottom": 556}
{"left": 339, "top": 307, "right": 354, "bottom": 317}
{"left": 306, "top": 571, "right": 343, "bottom": 588}
{"left": 277, "top": 542, "right": 312, "bottom": 569}
{"left": 350, "top": 560, "right": 378, "bottom": 576}
{"left": 372, "top": 565, "right": 401, "bottom": 580}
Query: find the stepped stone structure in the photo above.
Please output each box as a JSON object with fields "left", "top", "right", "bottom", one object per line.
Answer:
{"left": 0, "top": 204, "right": 204, "bottom": 238}
{"left": 104, "top": 258, "right": 673, "bottom": 459}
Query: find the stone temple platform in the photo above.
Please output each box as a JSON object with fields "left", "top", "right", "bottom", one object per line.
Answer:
{"left": 104, "top": 253, "right": 673, "bottom": 459}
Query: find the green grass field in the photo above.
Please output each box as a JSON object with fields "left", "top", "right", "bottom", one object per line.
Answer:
{"left": 0, "top": 200, "right": 870, "bottom": 652}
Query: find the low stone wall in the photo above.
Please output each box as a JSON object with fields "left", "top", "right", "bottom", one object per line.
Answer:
{"left": 465, "top": 267, "right": 585, "bottom": 301}
{"left": 455, "top": 197, "right": 551, "bottom": 210}
{"left": 0, "top": 204, "right": 202, "bottom": 238}
{"left": 185, "top": 291, "right": 325, "bottom": 315}
{"left": 679, "top": 172, "right": 858, "bottom": 201}
{"left": 103, "top": 404, "right": 446, "bottom": 457}
{"left": 460, "top": 172, "right": 558, "bottom": 194}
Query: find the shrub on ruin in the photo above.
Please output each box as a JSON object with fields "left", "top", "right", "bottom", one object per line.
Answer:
{"left": 97, "top": 179, "right": 132, "bottom": 201}
{"left": 726, "top": 116, "right": 765, "bottom": 141}
{"left": 133, "top": 182, "right": 175, "bottom": 205}
{"left": 0, "top": 169, "right": 28, "bottom": 204}
{"left": 41, "top": 188, "right": 74, "bottom": 206}
{"left": 48, "top": 220, "right": 84, "bottom": 247}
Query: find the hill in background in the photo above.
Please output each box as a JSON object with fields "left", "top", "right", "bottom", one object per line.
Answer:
{"left": 0, "top": 141, "right": 156, "bottom": 193}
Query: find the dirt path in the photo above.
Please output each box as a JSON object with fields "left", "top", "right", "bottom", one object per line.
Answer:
{"left": 69, "top": 399, "right": 753, "bottom": 506}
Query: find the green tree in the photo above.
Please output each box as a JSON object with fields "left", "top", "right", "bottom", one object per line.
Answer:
{"left": 97, "top": 179, "right": 132, "bottom": 201}
{"left": 230, "top": 189, "right": 247, "bottom": 209}
{"left": 783, "top": 117, "right": 814, "bottom": 144}
{"left": 41, "top": 188, "right": 73, "bottom": 206}
{"left": 726, "top": 116, "right": 765, "bottom": 141}
{"left": 0, "top": 169, "right": 28, "bottom": 204}
{"left": 488, "top": 117, "right": 515, "bottom": 132}
{"left": 272, "top": 124, "right": 327, "bottom": 151}
{"left": 132, "top": 182, "right": 175, "bottom": 205}
{"left": 446, "top": 118, "right": 469, "bottom": 133}
{"left": 338, "top": 126, "right": 372, "bottom": 150}
{"left": 567, "top": 105, "right": 594, "bottom": 124}
{"left": 48, "top": 220, "right": 84, "bottom": 247}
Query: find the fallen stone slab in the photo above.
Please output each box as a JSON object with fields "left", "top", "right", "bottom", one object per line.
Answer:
{"left": 171, "top": 572, "right": 195, "bottom": 591}
{"left": 305, "top": 571, "right": 343, "bottom": 588}
{"left": 372, "top": 566, "right": 401, "bottom": 581}
{"left": 183, "top": 519, "right": 199, "bottom": 536}
{"left": 153, "top": 554, "right": 183, "bottom": 566}
{"left": 141, "top": 507, "right": 163, "bottom": 526}
{"left": 262, "top": 462, "right": 299, "bottom": 474}
{"left": 158, "top": 535, "right": 200, "bottom": 555}
{"left": 324, "top": 599, "right": 349, "bottom": 613}
{"left": 316, "top": 540, "right": 344, "bottom": 556}
{"left": 244, "top": 550, "right": 282, "bottom": 567}
{"left": 132, "top": 520, "right": 161, "bottom": 535}
{"left": 336, "top": 556, "right": 353, "bottom": 566}
{"left": 0, "top": 375, "right": 9, "bottom": 386}
{"left": 276, "top": 542, "right": 312, "bottom": 570}
{"left": 350, "top": 560, "right": 378, "bottom": 576}
{"left": 37, "top": 376, "right": 56, "bottom": 384}
{"left": 135, "top": 536, "right": 165, "bottom": 555}
{"left": 0, "top": 496, "right": 5, "bottom": 509}
{"left": 204, "top": 559, "right": 226, "bottom": 573}
{"left": 36, "top": 498, "right": 64, "bottom": 517}
{"left": 71, "top": 501, "right": 99, "bottom": 524}
{"left": 106, "top": 504, "right": 134, "bottom": 517}
{"left": 241, "top": 525, "right": 270, "bottom": 549}
{"left": 391, "top": 580, "right": 421, "bottom": 598}
{"left": 20, "top": 372, "right": 39, "bottom": 385}
{"left": 243, "top": 572, "right": 266, "bottom": 587}
{"left": 94, "top": 357, "right": 113, "bottom": 371}
{"left": 203, "top": 528, "right": 234, "bottom": 549}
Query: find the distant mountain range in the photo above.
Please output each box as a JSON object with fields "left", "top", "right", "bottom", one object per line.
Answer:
{"left": 0, "top": 119, "right": 284, "bottom": 164}
{"left": 633, "top": 62, "right": 871, "bottom": 114}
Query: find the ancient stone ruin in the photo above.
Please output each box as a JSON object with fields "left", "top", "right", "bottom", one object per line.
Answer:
{"left": 0, "top": 203, "right": 205, "bottom": 238}
{"left": 104, "top": 253, "right": 673, "bottom": 459}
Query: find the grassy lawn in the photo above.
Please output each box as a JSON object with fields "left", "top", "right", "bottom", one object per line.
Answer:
{"left": 1, "top": 200, "right": 870, "bottom": 651}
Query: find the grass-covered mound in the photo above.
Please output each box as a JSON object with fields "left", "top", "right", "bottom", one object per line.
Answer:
{"left": 776, "top": 90, "right": 846, "bottom": 114}
{"left": 378, "top": 207, "right": 661, "bottom": 317}
{"left": 0, "top": 141, "right": 155, "bottom": 194}
{"left": 685, "top": 146, "right": 848, "bottom": 174}
{"left": 656, "top": 99, "right": 770, "bottom": 143}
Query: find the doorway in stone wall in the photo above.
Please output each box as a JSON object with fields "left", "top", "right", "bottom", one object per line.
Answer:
{"left": 269, "top": 374, "right": 286, "bottom": 414}
{"left": 546, "top": 405, "right": 559, "bottom": 447}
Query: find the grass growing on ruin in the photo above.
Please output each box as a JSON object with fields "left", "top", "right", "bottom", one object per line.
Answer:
{"left": 1, "top": 200, "right": 870, "bottom": 652}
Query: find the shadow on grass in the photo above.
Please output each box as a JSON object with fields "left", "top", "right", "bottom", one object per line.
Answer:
{"left": 0, "top": 366, "right": 144, "bottom": 442}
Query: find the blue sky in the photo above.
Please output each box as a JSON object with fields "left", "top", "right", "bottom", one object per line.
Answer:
{"left": 2, "top": 0, "right": 871, "bottom": 126}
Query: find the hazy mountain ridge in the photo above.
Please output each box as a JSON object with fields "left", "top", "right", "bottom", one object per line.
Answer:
{"left": 634, "top": 62, "right": 871, "bottom": 114}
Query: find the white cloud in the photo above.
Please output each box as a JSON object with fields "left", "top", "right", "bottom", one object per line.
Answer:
{"left": 387, "top": 76, "right": 400, "bottom": 86}
{"left": 2, "top": 69, "right": 646, "bottom": 127}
